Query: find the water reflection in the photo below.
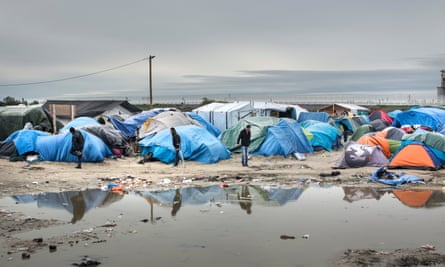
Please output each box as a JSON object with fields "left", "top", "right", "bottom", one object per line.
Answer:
{"left": 12, "top": 189, "right": 124, "bottom": 223}
{"left": 11, "top": 186, "right": 445, "bottom": 225}
{"left": 137, "top": 184, "right": 306, "bottom": 217}
{"left": 342, "top": 186, "right": 445, "bottom": 208}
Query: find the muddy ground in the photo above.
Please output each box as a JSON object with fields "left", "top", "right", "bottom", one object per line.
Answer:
{"left": 2, "top": 151, "right": 445, "bottom": 266}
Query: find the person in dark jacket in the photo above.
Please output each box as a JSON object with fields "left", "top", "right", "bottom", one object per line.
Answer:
{"left": 170, "top": 127, "right": 182, "bottom": 167}
{"left": 70, "top": 127, "right": 85, "bottom": 169}
{"left": 237, "top": 125, "right": 251, "bottom": 167}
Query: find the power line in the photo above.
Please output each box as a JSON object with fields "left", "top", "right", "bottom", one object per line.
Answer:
{"left": 0, "top": 57, "right": 149, "bottom": 87}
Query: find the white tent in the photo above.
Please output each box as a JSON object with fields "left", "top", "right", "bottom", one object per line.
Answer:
{"left": 252, "top": 101, "right": 307, "bottom": 120}
{"left": 192, "top": 101, "right": 254, "bottom": 131}
{"left": 138, "top": 111, "right": 202, "bottom": 139}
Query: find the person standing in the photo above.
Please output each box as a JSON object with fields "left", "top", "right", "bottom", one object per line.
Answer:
{"left": 70, "top": 127, "right": 85, "bottom": 169}
{"left": 237, "top": 125, "right": 251, "bottom": 167}
{"left": 170, "top": 127, "right": 182, "bottom": 167}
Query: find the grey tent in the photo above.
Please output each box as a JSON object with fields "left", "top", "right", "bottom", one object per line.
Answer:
{"left": 333, "top": 141, "right": 389, "bottom": 169}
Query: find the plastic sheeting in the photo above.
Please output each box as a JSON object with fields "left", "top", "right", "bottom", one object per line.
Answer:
{"left": 138, "top": 111, "right": 202, "bottom": 139}
{"left": 220, "top": 116, "right": 280, "bottom": 152}
{"left": 138, "top": 125, "right": 231, "bottom": 164}
{"left": 300, "top": 120, "right": 340, "bottom": 152}
{"left": 186, "top": 112, "right": 221, "bottom": 137}
{"left": 253, "top": 119, "right": 313, "bottom": 156}
{"left": 0, "top": 105, "right": 57, "bottom": 141}
{"left": 60, "top": 117, "right": 100, "bottom": 133}
{"left": 298, "top": 112, "right": 330, "bottom": 123}
{"left": 109, "top": 109, "right": 168, "bottom": 138}
{"left": 3, "top": 129, "right": 50, "bottom": 155}
{"left": 36, "top": 130, "right": 112, "bottom": 162}
{"left": 392, "top": 107, "right": 445, "bottom": 131}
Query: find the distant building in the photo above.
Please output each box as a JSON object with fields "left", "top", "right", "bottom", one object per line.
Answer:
{"left": 318, "top": 103, "right": 369, "bottom": 117}
{"left": 437, "top": 70, "right": 445, "bottom": 102}
{"left": 43, "top": 100, "right": 141, "bottom": 125}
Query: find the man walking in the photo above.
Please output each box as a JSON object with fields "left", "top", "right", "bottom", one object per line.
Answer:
{"left": 70, "top": 127, "right": 85, "bottom": 169}
{"left": 170, "top": 127, "right": 182, "bottom": 167}
{"left": 237, "top": 125, "right": 251, "bottom": 167}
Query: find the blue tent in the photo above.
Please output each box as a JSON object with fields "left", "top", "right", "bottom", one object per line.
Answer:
{"left": 253, "top": 119, "right": 313, "bottom": 156}
{"left": 392, "top": 107, "right": 445, "bottom": 131}
{"left": 3, "top": 129, "right": 50, "bottom": 155}
{"left": 300, "top": 120, "right": 340, "bottom": 152}
{"left": 110, "top": 109, "right": 169, "bottom": 138}
{"left": 60, "top": 117, "right": 100, "bottom": 132}
{"left": 186, "top": 112, "right": 221, "bottom": 137}
{"left": 36, "top": 130, "right": 112, "bottom": 162}
{"left": 298, "top": 112, "right": 330, "bottom": 123}
{"left": 138, "top": 125, "right": 231, "bottom": 164}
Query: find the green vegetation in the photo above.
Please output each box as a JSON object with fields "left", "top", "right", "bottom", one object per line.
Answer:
{"left": 0, "top": 96, "right": 39, "bottom": 106}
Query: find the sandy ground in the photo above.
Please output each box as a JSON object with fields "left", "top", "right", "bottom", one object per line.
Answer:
{"left": 2, "top": 151, "right": 445, "bottom": 266}
{"left": 1, "top": 150, "right": 444, "bottom": 198}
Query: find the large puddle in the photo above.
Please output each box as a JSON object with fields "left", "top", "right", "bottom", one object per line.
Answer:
{"left": 2, "top": 184, "right": 445, "bottom": 266}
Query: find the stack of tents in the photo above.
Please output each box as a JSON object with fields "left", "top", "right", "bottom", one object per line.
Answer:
{"left": 335, "top": 107, "right": 445, "bottom": 170}
{"left": 2, "top": 103, "right": 445, "bottom": 171}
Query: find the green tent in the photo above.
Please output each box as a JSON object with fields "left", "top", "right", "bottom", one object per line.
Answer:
{"left": 220, "top": 117, "right": 280, "bottom": 152}
{"left": 0, "top": 105, "right": 62, "bottom": 141}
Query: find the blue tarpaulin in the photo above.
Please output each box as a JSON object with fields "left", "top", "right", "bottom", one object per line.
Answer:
{"left": 253, "top": 119, "right": 313, "bottom": 156}
{"left": 4, "top": 129, "right": 50, "bottom": 155}
{"left": 392, "top": 107, "right": 445, "bottom": 131}
{"left": 110, "top": 109, "right": 168, "bottom": 138}
{"left": 138, "top": 125, "right": 231, "bottom": 164}
{"left": 36, "top": 130, "right": 112, "bottom": 162}
{"left": 369, "top": 167, "right": 424, "bottom": 186}
{"left": 300, "top": 120, "right": 339, "bottom": 152}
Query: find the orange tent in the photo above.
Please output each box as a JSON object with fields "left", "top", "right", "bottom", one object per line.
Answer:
{"left": 388, "top": 143, "right": 442, "bottom": 170}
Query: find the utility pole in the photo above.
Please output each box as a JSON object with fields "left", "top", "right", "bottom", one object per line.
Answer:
{"left": 149, "top": 55, "right": 156, "bottom": 109}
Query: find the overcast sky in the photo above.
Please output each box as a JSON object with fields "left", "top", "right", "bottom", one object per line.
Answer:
{"left": 1, "top": 0, "right": 445, "bottom": 103}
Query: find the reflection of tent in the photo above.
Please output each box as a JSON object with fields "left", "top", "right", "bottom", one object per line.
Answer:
{"left": 138, "top": 185, "right": 306, "bottom": 207}
{"left": 392, "top": 190, "right": 433, "bottom": 208}
{"left": 333, "top": 142, "right": 388, "bottom": 169}
{"left": 342, "top": 187, "right": 385, "bottom": 202}
{"left": 253, "top": 119, "right": 313, "bottom": 156}
{"left": 138, "top": 111, "right": 202, "bottom": 139}
{"left": 139, "top": 185, "right": 226, "bottom": 205}
{"left": 388, "top": 141, "right": 443, "bottom": 170}
{"left": 138, "top": 125, "right": 231, "bottom": 164}
{"left": 12, "top": 189, "right": 124, "bottom": 223}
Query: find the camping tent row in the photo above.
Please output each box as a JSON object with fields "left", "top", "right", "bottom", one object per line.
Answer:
{"left": 334, "top": 107, "right": 445, "bottom": 170}
{"left": 0, "top": 105, "right": 363, "bottom": 164}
